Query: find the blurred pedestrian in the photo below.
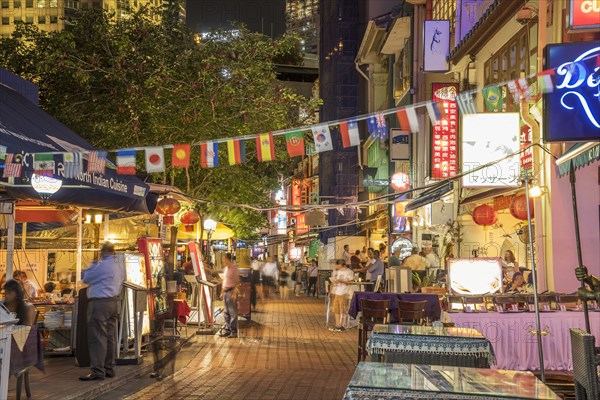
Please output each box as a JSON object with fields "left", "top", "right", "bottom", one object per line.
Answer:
{"left": 329, "top": 261, "right": 354, "bottom": 331}
{"left": 307, "top": 260, "right": 319, "bottom": 297}
{"left": 279, "top": 266, "right": 290, "bottom": 300}
{"left": 219, "top": 253, "right": 239, "bottom": 338}
{"left": 262, "top": 257, "right": 278, "bottom": 299}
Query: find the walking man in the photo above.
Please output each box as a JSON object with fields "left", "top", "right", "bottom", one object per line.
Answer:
{"left": 307, "top": 260, "right": 319, "bottom": 297}
{"left": 220, "top": 253, "right": 239, "bottom": 338}
{"left": 80, "top": 242, "right": 125, "bottom": 381}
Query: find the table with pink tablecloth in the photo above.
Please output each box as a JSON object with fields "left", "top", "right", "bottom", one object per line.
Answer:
{"left": 449, "top": 311, "right": 600, "bottom": 371}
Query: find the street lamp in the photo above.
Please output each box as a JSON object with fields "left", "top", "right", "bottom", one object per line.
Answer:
{"left": 31, "top": 174, "right": 62, "bottom": 204}
{"left": 203, "top": 218, "right": 217, "bottom": 261}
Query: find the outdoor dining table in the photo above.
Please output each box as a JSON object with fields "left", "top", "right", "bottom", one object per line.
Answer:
{"left": 348, "top": 292, "right": 442, "bottom": 322}
{"left": 366, "top": 324, "right": 495, "bottom": 368}
{"left": 343, "top": 362, "right": 560, "bottom": 400}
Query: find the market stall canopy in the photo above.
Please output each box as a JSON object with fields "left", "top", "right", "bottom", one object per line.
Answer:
{"left": 405, "top": 182, "right": 453, "bottom": 212}
{"left": 556, "top": 142, "right": 600, "bottom": 177}
{"left": 177, "top": 221, "right": 234, "bottom": 241}
{"left": 0, "top": 75, "right": 157, "bottom": 214}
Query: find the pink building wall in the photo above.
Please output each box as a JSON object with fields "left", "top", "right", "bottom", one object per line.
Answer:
{"left": 551, "top": 160, "right": 600, "bottom": 293}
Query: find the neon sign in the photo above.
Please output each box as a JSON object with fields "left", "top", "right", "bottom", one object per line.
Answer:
{"left": 544, "top": 43, "right": 600, "bottom": 142}
{"left": 568, "top": 0, "right": 600, "bottom": 31}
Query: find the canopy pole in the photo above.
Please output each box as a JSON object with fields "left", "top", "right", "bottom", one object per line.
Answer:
{"left": 76, "top": 208, "right": 83, "bottom": 292}
{"left": 524, "top": 173, "right": 545, "bottom": 383}
{"left": 5, "top": 203, "right": 16, "bottom": 280}
{"left": 569, "top": 162, "right": 591, "bottom": 333}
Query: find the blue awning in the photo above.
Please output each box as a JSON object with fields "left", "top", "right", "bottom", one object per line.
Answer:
{"left": 556, "top": 142, "right": 600, "bottom": 177}
{"left": 0, "top": 76, "right": 157, "bottom": 213}
{"left": 405, "top": 182, "right": 454, "bottom": 212}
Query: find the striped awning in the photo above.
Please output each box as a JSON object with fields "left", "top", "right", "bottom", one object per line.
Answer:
{"left": 556, "top": 142, "right": 600, "bottom": 177}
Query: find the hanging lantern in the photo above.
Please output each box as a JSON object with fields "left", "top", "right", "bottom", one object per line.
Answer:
{"left": 180, "top": 209, "right": 200, "bottom": 232}
{"left": 155, "top": 197, "right": 181, "bottom": 225}
{"left": 472, "top": 204, "right": 498, "bottom": 227}
{"left": 510, "top": 194, "right": 534, "bottom": 220}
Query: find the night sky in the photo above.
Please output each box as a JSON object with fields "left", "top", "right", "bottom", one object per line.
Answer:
{"left": 185, "top": 0, "right": 287, "bottom": 37}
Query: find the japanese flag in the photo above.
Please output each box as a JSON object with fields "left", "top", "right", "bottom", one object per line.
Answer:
{"left": 145, "top": 147, "right": 165, "bottom": 173}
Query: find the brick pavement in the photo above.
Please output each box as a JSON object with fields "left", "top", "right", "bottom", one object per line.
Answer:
{"left": 121, "top": 296, "right": 356, "bottom": 400}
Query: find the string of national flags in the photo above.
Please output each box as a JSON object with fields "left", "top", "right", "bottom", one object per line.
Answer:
{"left": 0, "top": 56, "right": 597, "bottom": 180}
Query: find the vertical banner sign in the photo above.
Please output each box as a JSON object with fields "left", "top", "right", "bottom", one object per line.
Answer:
{"left": 188, "top": 241, "right": 212, "bottom": 323}
{"left": 567, "top": 0, "right": 600, "bottom": 32}
{"left": 431, "top": 83, "right": 459, "bottom": 179}
{"left": 520, "top": 125, "right": 533, "bottom": 170}
{"left": 137, "top": 238, "right": 168, "bottom": 319}
{"left": 424, "top": 20, "right": 450, "bottom": 72}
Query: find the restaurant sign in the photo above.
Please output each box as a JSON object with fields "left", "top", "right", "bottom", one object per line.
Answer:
{"left": 543, "top": 42, "right": 600, "bottom": 142}
{"left": 431, "top": 83, "right": 459, "bottom": 179}
{"left": 567, "top": 0, "right": 600, "bottom": 31}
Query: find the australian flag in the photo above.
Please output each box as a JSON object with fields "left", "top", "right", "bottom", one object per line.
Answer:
{"left": 367, "top": 112, "right": 388, "bottom": 140}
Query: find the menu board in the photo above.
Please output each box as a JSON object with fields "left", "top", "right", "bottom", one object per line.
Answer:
{"left": 431, "top": 83, "right": 459, "bottom": 179}
{"left": 124, "top": 253, "right": 151, "bottom": 335}
{"left": 137, "top": 238, "right": 168, "bottom": 319}
{"left": 188, "top": 241, "right": 212, "bottom": 323}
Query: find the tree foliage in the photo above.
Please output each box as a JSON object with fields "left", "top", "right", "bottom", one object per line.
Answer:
{"left": 0, "top": 7, "right": 320, "bottom": 238}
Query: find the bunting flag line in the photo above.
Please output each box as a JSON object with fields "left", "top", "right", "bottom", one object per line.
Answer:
{"left": 396, "top": 107, "right": 419, "bottom": 133}
{"left": 507, "top": 78, "right": 532, "bottom": 102}
{"left": 227, "top": 138, "right": 246, "bottom": 165}
{"left": 33, "top": 153, "right": 55, "bottom": 177}
{"left": 536, "top": 70, "right": 555, "bottom": 94}
{"left": 3, "top": 154, "right": 22, "bottom": 178}
{"left": 63, "top": 152, "right": 83, "bottom": 178}
{"left": 456, "top": 92, "right": 477, "bottom": 115}
{"left": 201, "top": 141, "right": 219, "bottom": 168}
{"left": 425, "top": 102, "right": 446, "bottom": 126}
{"left": 339, "top": 119, "right": 360, "bottom": 148}
{"left": 256, "top": 133, "right": 275, "bottom": 162}
{"left": 87, "top": 151, "right": 107, "bottom": 174}
{"left": 116, "top": 149, "right": 136, "bottom": 175}
{"left": 285, "top": 131, "right": 305, "bottom": 157}
{"left": 482, "top": 85, "right": 503, "bottom": 112}
{"left": 0, "top": 145, "right": 6, "bottom": 162}
{"left": 172, "top": 144, "right": 191, "bottom": 168}
{"left": 145, "top": 147, "right": 165, "bottom": 173}
{"left": 311, "top": 125, "right": 333, "bottom": 153}
{"left": 367, "top": 112, "right": 388, "bottom": 140}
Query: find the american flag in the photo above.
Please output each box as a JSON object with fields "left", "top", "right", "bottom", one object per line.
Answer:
{"left": 87, "top": 151, "right": 107, "bottom": 174}
{"left": 2, "top": 154, "right": 22, "bottom": 178}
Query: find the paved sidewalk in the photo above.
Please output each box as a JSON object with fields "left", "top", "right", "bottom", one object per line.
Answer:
{"left": 119, "top": 296, "right": 356, "bottom": 400}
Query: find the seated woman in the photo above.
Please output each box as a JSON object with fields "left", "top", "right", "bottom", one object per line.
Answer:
{"left": 2, "top": 279, "right": 36, "bottom": 326}
{"left": 504, "top": 272, "right": 531, "bottom": 293}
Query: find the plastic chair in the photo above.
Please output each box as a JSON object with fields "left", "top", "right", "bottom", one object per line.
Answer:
{"left": 357, "top": 299, "right": 389, "bottom": 362}
{"left": 397, "top": 300, "right": 427, "bottom": 325}
{"left": 570, "top": 328, "right": 600, "bottom": 400}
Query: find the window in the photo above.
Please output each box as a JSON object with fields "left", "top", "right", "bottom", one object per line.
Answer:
{"left": 433, "top": 0, "right": 456, "bottom": 31}
{"left": 26, "top": 0, "right": 32, "bottom": 7}
{"left": 1, "top": 1, "right": 8, "bottom": 8}
{"left": 14, "top": 15, "right": 22, "bottom": 23}
{"left": 37, "top": 0, "right": 44, "bottom": 7}
{"left": 50, "top": 15, "right": 57, "bottom": 23}
{"left": 38, "top": 15, "right": 45, "bottom": 23}
{"left": 49, "top": 0, "right": 56, "bottom": 6}
{"left": 14, "top": 0, "right": 21, "bottom": 7}
{"left": 2, "top": 17, "right": 9, "bottom": 25}
{"left": 25, "top": 15, "right": 33, "bottom": 23}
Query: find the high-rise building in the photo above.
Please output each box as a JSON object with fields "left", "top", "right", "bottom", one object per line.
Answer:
{"left": 0, "top": 0, "right": 185, "bottom": 38}
{"left": 286, "top": 0, "right": 318, "bottom": 58}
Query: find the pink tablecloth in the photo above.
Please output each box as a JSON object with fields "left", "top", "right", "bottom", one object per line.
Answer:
{"left": 449, "top": 311, "right": 600, "bottom": 371}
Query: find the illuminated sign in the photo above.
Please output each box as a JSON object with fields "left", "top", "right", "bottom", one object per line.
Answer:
{"left": 296, "top": 213, "right": 308, "bottom": 235}
{"left": 448, "top": 258, "right": 503, "bottom": 295}
{"left": 390, "top": 172, "right": 410, "bottom": 191}
{"left": 543, "top": 43, "right": 600, "bottom": 142}
{"left": 568, "top": 0, "right": 600, "bottom": 31}
{"left": 391, "top": 201, "right": 411, "bottom": 234}
{"left": 424, "top": 20, "right": 450, "bottom": 72}
{"left": 462, "top": 113, "right": 521, "bottom": 187}
{"left": 431, "top": 83, "right": 459, "bottom": 179}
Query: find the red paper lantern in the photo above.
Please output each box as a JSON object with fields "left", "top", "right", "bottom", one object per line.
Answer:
{"left": 180, "top": 209, "right": 200, "bottom": 231}
{"left": 472, "top": 204, "right": 498, "bottom": 226}
{"left": 156, "top": 197, "right": 181, "bottom": 225}
{"left": 510, "top": 194, "right": 534, "bottom": 220}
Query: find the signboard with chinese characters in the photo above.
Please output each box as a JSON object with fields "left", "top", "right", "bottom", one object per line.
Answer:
{"left": 567, "top": 0, "right": 600, "bottom": 32}
{"left": 520, "top": 125, "right": 533, "bottom": 170}
{"left": 544, "top": 42, "right": 600, "bottom": 142}
{"left": 462, "top": 113, "right": 521, "bottom": 188}
{"left": 431, "top": 83, "right": 459, "bottom": 179}
{"left": 296, "top": 213, "right": 308, "bottom": 235}
{"left": 424, "top": 20, "right": 450, "bottom": 72}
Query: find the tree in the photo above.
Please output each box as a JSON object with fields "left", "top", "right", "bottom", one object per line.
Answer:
{"left": 0, "top": 7, "right": 320, "bottom": 238}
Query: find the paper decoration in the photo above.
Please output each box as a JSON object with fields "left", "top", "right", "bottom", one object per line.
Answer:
{"left": 311, "top": 125, "right": 333, "bottom": 153}
{"left": 200, "top": 141, "right": 219, "bottom": 168}
{"left": 145, "top": 147, "right": 165, "bottom": 173}
{"left": 33, "top": 153, "right": 55, "bottom": 177}
{"left": 116, "top": 149, "right": 136, "bottom": 175}
{"left": 2, "top": 154, "right": 22, "bottom": 178}
{"left": 63, "top": 152, "right": 83, "bottom": 178}
{"left": 87, "top": 151, "right": 107, "bottom": 174}
{"left": 256, "top": 133, "right": 275, "bottom": 162}
{"left": 227, "top": 139, "right": 246, "bottom": 165}
{"left": 425, "top": 101, "right": 446, "bottom": 125}
{"left": 396, "top": 107, "right": 419, "bottom": 133}
{"left": 456, "top": 92, "right": 477, "bottom": 115}
{"left": 339, "top": 119, "right": 360, "bottom": 148}
{"left": 367, "top": 112, "right": 388, "bottom": 140}
{"left": 285, "top": 131, "right": 305, "bottom": 157}
{"left": 172, "top": 144, "right": 191, "bottom": 168}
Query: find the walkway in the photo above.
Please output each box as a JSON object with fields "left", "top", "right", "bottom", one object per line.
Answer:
{"left": 108, "top": 296, "right": 356, "bottom": 400}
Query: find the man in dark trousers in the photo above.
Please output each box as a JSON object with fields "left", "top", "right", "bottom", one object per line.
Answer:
{"left": 219, "top": 253, "right": 239, "bottom": 338}
{"left": 79, "top": 242, "right": 125, "bottom": 381}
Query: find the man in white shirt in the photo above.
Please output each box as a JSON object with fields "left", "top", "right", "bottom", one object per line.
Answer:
{"left": 16, "top": 271, "right": 39, "bottom": 298}
{"left": 329, "top": 260, "right": 354, "bottom": 331}
{"left": 424, "top": 247, "right": 440, "bottom": 268}
{"left": 262, "top": 257, "right": 278, "bottom": 298}
{"left": 307, "top": 261, "right": 319, "bottom": 297}
{"left": 403, "top": 248, "right": 431, "bottom": 271}
{"left": 342, "top": 245, "right": 351, "bottom": 265}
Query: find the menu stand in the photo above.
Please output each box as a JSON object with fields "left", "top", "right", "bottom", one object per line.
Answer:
{"left": 196, "top": 279, "right": 219, "bottom": 335}
{"left": 116, "top": 282, "right": 148, "bottom": 365}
